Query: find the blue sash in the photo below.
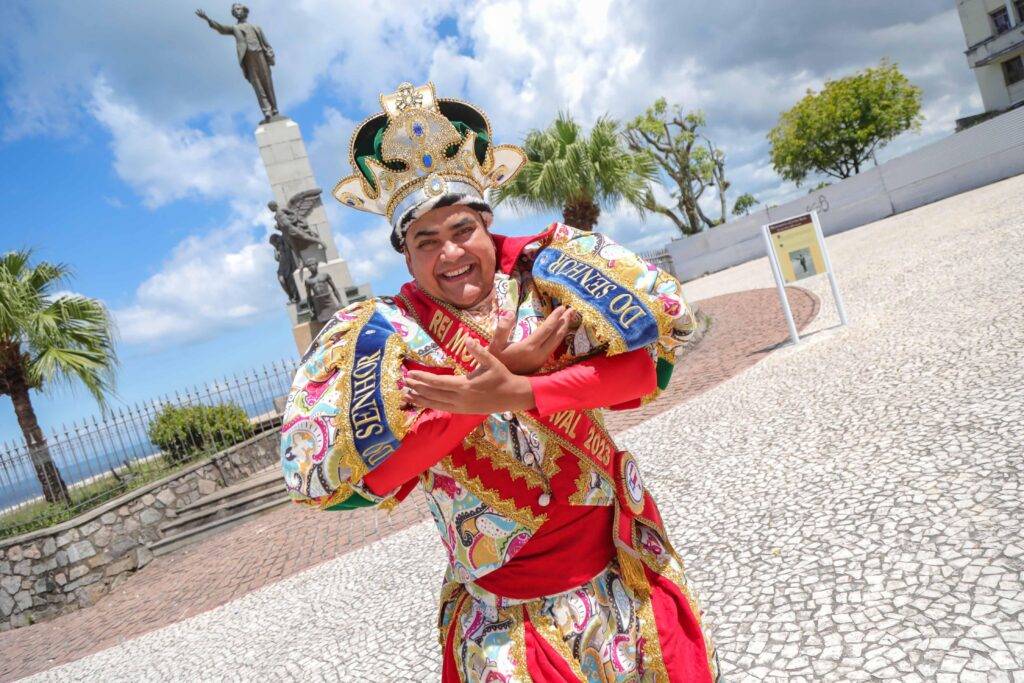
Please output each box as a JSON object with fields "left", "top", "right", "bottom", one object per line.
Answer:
{"left": 532, "top": 247, "right": 659, "bottom": 352}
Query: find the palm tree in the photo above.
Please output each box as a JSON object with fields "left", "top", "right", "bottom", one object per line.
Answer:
{"left": 495, "top": 112, "right": 656, "bottom": 231}
{"left": 0, "top": 251, "right": 117, "bottom": 505}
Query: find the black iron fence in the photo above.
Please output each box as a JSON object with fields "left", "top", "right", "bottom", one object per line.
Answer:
{"left": 0, "top": 359, "right": 298, "bottom": 539}
{"left": 638, "top": 248, "right": 676, "bottom": 278}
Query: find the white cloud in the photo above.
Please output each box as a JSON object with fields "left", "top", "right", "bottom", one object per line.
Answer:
{"left": 88, "top": 79, "right": 280, "bottom": 348}
{"left": 333, "top": 223, "right": 404, "bottom": 284}
{"left": 114, "top": 219, "right": 279, "bottom": 347}
{"left": 89, "top": 79, "right": 265, "bottom": 208}
{"left": 424, "top": 0, "right": 977, "bottom": 240}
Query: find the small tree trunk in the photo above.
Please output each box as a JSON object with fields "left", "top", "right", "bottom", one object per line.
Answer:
{"left": 8, "top": 371, "right": 70, "bottom": 505}
{"left": 562, "top": 199, "right": 601, "bottom": 231}
{"left": 682, "top": 198, "right": 703, "bottom": 234}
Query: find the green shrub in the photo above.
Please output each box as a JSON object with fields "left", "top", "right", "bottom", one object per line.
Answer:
{"left": 148, "top": 403, "right": 250, "bottom": 465}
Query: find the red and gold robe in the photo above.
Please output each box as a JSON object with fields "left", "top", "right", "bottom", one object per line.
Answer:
{"left": 281, "top": 224, "right": 719, "bottom": 681}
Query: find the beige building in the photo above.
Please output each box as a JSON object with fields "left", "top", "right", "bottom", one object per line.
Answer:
{"left": 957, "top": 0, "right": 1024, "bottom": 115}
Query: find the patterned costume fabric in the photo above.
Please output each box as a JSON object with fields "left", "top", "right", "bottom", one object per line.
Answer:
{"left": 281, "top": 224, "right": 719, "bottom": 681}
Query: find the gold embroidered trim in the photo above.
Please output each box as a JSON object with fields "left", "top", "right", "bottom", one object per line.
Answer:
{"left": 567, "top": 457, "right": 613, "bottom": 506}
{"left": 385, "top": 170, "right": 483, "bottom": 222}
{"left": 557, "top": 228, "right": 678, "bottom": 335}
{"left": 314, "top": 483, "right": 357, "bottom": 510}
{"left": 442, "top": 456, "right": 547, "bottom": 531}
{"left": 477, "top": 406, "right": 564, "bottom": 488}
{"left": 489, "top": 143, "right": 528, "bottom": 185}
{"left": 640, "top": 346, "right": 676, "bottom": 406}
{"left": 519, "top": 411, "right": 616, "bottom": 494}
{"left": 524, "top": 603, "right": 587, "bottom": 682}
{"left": 439, "top": 97, "right": 495, "bottom": 155}
{"left": 325, "top": 301, "right": 378, "bottom": 488}
{"left": 437, "top": 584, "right": 468, "bottom": 647}
{"left": 510, "top": 605, "right": 529, "bottom": 683}
{"left": 420, "top": 286, "right": 495, "bottom": 341}
{"left": 464, "top": 431, "right": 548, "bottom": 492}
{"left": 394, "top": 293, "right": 462, "bottom": 372}
{"left": 633, "top": 571, "right": 671, "bottom": 683}
{"left": 381, "top": 333, "right": 414, "bottom": 442}
{"left": 535, "top": 430, "right": 563, "bottom": 484}
{"left": 450, "top": 592, "right": 470, "bottom": 683}
{"left": 631, "top": 518, "right": 719, "bottom": 679}
{"left": 534, "top": 278, "right": 628, "bottom": 355}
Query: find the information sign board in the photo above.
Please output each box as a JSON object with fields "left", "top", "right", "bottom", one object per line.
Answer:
{"left": 760, "top": 211, "right": 848, "bottom": 345}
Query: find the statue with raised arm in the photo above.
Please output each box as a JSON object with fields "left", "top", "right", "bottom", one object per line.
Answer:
{"left": 303, "top": 259, "right": 342, "bottom": 326}
{"left": 269, "top": 188, "right": 326, "bottom": 264}
{"left": 195, "top": 4, "right": 279, "bottom": 123}
{"left": 268, "top": 233, "right": 300, "bottom": 303}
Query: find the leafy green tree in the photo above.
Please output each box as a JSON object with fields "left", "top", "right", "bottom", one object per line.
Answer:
{"left": 732, "top": 192, "right": 759, "bottom": 216}
{"left": 494, "top": 112, "right": 655, "bottom": 231}
{"left": 768, "top": 60, "right": 923, "bottom": 185}
{"left": 624, "top": 99, "right": 731, "bottom": 236}
{"left": 0, "top": 251, "right": 117, "bottom": 505}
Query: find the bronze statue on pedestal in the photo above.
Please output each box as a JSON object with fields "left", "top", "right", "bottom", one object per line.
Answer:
{"left": 196, "top": 4, "right": 280, "bottom": 123}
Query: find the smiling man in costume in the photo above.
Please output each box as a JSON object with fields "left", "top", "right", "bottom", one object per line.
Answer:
{"left": 281, "top": 82, "right": 719, "bottom": 682}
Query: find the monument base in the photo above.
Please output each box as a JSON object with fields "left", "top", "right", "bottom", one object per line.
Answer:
{"left": 292, "top": 321, "right": 318, "bottom": 354}
{"left": 285, "top": 258, "right": 372, "bottom": 326}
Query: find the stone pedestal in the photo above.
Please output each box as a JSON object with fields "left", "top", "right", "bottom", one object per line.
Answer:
{"left": 256, "top": 118, "right": 372, "bottom": 337}
{"left": 292, "top": 321, "right": 315, "bottom": 353}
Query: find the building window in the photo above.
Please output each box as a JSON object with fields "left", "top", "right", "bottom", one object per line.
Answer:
{"left": 1003, "top": 55, "right": 1024, "bottom": 86}
{"left": 992, "top": 7, "right": 1012, "bottom": 34}
{"left": 345, "top": 286, "right": 360, "bottom": 298}
{"left": 1017, "top": 0, "right": 1024, "bottom": 24}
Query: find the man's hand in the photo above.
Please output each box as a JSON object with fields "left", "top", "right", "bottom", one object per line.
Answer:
{"left": 195, "top": 9, "right": 208, "bottom": 20}
{"left": 489, "top": 305, "right": 572, "bottom": 375}
{"left": 404, "top": 338, "right": 535, "bottom": 414}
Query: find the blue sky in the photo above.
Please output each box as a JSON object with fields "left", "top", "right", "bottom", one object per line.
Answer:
{"left": 0, "top": 0, "right": 977, "bottom": 439}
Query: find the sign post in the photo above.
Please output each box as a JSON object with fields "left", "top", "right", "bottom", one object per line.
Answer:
{"left": 809, "top": 211, "right": 848, "bottom": 326}
{"left": 761, "top": 210, "right": 847, "bottom": 345}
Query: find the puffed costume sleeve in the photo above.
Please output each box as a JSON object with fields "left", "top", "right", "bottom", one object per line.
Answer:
{"left": 531, "top": 224, "right": 698, "bottom": 402}
{"left": 280, "top": 299, "right": 447, "bottom": 511}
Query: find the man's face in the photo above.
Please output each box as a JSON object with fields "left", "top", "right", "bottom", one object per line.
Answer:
{"left": 231, "top": 4, "right": 248, "bottom": 20}
{"left": 404, "top": 204, "right": 495, "bottom": 309}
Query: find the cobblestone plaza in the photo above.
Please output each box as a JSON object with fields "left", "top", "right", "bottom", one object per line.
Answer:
{"left": 12, "top": 175, "right": 1024, "bottom": 680}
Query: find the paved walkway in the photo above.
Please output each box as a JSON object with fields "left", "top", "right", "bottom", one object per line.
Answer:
{"left": 9, "top": 174, "right": 1024, "bottom": 681}
{"left": 0, "top": 284, "right": 817, "bottom": 680}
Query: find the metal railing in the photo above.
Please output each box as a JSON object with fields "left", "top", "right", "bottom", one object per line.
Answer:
{"left": 638, "top": 248, "right": 676, "bottom": 278}
{"left": 0, "top": 359, "right": 298, "bottom": 539}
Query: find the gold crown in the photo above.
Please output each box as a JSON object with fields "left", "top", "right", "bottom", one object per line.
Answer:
{"left": 332, "top": 82, "right": 527, "bottom": 228}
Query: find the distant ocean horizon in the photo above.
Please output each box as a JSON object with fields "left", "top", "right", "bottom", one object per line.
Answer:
{"left": 0, "top": 391, "right": 284, "bottom": 513}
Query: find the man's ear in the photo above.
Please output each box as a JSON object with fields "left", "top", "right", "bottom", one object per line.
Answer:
{"left": 480, "top": 211, "right": 494, "bottom": 230}
{"left": 404, "top": 249, "right": 412, "bottom": 271}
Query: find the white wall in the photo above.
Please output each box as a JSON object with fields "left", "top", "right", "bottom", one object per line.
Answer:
{"left": 977, "top": 62, "right": 1013, "bottom": 111}
{"left": 666, "top": 105, "right": 1024, "bottom": 281}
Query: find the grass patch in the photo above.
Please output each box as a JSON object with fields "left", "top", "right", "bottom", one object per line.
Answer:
{"left": 0, "top": 446, "right": 225, "bottom": 541}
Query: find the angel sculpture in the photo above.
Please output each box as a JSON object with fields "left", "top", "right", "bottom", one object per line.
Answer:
{"left": 269, "top": 188, "right": 326, "bottom": 263}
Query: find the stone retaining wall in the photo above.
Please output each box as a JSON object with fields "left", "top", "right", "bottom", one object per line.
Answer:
{"left": 0, "top": 428, "right": 280, "bottom": 631}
